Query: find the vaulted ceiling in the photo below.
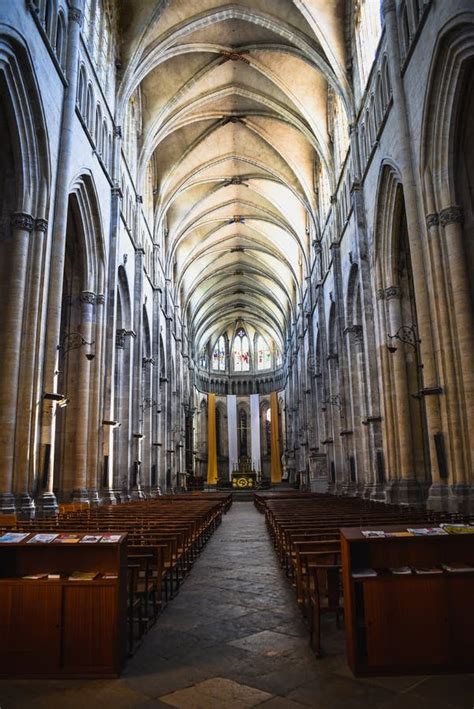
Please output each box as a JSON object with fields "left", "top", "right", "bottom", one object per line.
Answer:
{"left": 118, "top": 0, "right": 351, "bottom": 358}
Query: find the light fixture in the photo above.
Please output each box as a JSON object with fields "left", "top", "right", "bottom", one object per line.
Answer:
{"left": 58, "top": 332, "right": 95, "bottom": 359}
{"left": 386, "top": 325, "right": 420, "bottom": 353}
{"left": 44, "top": 392, "right": 69, "bottom": 407}
{"left": 133, "top": 433, "right": 145, "bottom": 439}
{"left": 44, "top": 392, "right": 66, "bottom": 401}
{"left": 103, "top": 420, "right": 121, "bottom": 428}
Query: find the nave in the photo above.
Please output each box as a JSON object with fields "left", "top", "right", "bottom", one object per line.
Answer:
{"left": 2, "top": 501, "right": 473, "bottom": 709}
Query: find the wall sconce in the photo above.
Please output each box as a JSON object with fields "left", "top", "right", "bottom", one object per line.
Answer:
{"left": 140, "top": 398, "right": 157, "bottom": 412}
{"left": 43, "top": 392, "right": 69, "bottom": 408}
{"left": 58, "top": 332, "right": 95, "bottom": 360}
{"left": 103, "top": 420, "right": 121, "bottom": 428}
{"left": 133, "top": 433, "right": 145, "bottom": 439}
{"left": 386, "top": 325, "right": 420, "bottom": 353}
{"left": 322, "top": 394, "right": 343, "bottom": 411}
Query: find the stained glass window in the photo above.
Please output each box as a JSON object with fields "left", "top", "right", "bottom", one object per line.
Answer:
{"left": 233, "top": 328, "right": 250, "bottom": 372}
{"left": 257, "top": 335, "right": 271, "bottom": 370}
{"left": 275, "top": 348, "right": 283, "bottom": 367}
{"left": 212, "top": 335, "right": 226, "bottom": 371}
{"left": 199, "top": 348, "right": 207, "bottom": 369}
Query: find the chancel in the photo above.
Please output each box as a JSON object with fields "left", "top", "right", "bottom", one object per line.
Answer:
{"left": 0, "top": 0, "right": 473, "bottom": 704}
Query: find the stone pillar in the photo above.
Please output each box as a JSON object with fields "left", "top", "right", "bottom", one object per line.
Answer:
{"left": 101, "top": 176, "right": 123, "bottom": 504}
{"left": 87, "top": 293, "right": 105, "bottom": 505}
{"left": 440, "top": 206, "right": 474, "bottom": 510}
{"left": 131, "top": 247, "right": 145, "bottom": 500}
{"left": 13, "top": 217, "right": 49, "bottom": 518}
{"left": 0, "top": 212, "right": 35, "bottom": 513}
{"left": 375, "top": 287, "right": 395, "bottom": 501}
{"left": 37, "top": 1, "right": 83, "bottom": 515}
{"left": 424, "top": 212, "right": 460, "bottom": 510}
{"left": 382, "top": 0, "right": 442, "bottom": 502}
{"left": 385, "top": 286, "right": 422, "bottom": 503}
{"left": 70, "top": 291, "right": 95, "bottom": 503}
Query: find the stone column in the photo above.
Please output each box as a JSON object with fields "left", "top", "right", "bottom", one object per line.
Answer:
{"left": 70, "top": 291, "right": 95, "bottom": 503}
{"left": 440, "top": 206, "right": 474, "bottom": 509}
{"left": 101, "top": 175, "right": 123, "bottom": 504}
{"left": 131, "top": 247, "right": 145, "bottom": 500}
{"left": 37, "top": 1, "right": 83, "bottom": 515}
{"left": 385, "top": 286, "right": 422, "bottom": 503}
{"left": 87, "top": 293, "right": 105, "bottom": 504}
{"left": 382, "top": 0, "right": 442, "bottom": 502}
{"left": 0, "top": 212, "right": 35, "bottom": 513}
{"left": 13, "top": 217, "right": 49, "bottom": 517}
{"left": 424, "top": 212, "right": 461, "bottom": 510}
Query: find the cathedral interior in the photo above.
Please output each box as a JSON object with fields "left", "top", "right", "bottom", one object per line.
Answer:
{"left": 0, "top": 0, "right": 473, "bottom": 705}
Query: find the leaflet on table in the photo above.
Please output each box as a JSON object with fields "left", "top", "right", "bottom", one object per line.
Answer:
{"left": 80, "top": 535, "right": 103, "bottom": 543}
{"left": 27, "top": 533, "right": 59, "bottom": 544}
{"left": 440, "top": 562, "right": 474, "bottom": 573}
{"left": 352, "top": 568, "right": 378, "bottom": 578}
{"left": 440, "top": 524, "right": 474, "bottom": 535}
{"left": 389, "top": 566, "right": 413, "bottom": 575}
{"left": 406, "top": 527, "right": 447, "bottom": 536}
{"left": 55, "top": 533, "right": 81, "bottom": 543}
{"left": 0, "top": 532, "right": 29, "bottom": 543}
{"left": 100, "top": 534, "right": 122, "bottom": 543}
{"left": 68, "top": 571, "right": 99, "bottom": 581}
{"left": 361, "top": 530, "right": 386, "bottom": 538}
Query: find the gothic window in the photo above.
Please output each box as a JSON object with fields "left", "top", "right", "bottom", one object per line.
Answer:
{"left": 265, "top": 408, "right": 271, "bottom": 454}
{"left": 354, "top": 0, "right": 382, "bottom": 92}
{"left": 212, "top": 335, "right": 226, "bottom": 371}
{"left": 239, "top": 409, "right": 248, "bottom": 457}
{"left": 55, "top": 10, "right": 66, "bottom": 69}
{"left": 257, "top": 335, "right": 271, "bottom": 371}
{"left": 199, "top": 348, "right": 207, "bottom": 369}
{"left": 233, "top": 328, "right": 250, "bottom": 372}
{"left": 275, "top": 348, "right": 283, "bottom": 368}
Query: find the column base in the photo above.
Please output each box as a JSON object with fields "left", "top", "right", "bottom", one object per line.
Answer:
{"left": 71, "top": 488, "right": 91, "bottom": 505}
{"left": 341, "top": 482, "right": 357, "bottom": 496}
{"left": 16, "top": 493, "right": 36, "bottom": 519}
{"left": 426, "top": 483, "right": 456, "bottom": 512}
{"left": 365, "top": 483, "right": 387, "bottom": 503}
{"left": 390, "top": 478, "right": 425, "bottom": 505}
{"left": 130, "top": 488, "right": 146, "bottom": 500}
{"left": 35, "top": 491, "right": 59, "bottom": 517}
{"left": 450, "top": 484, "right": 474, "bottom": 514}
{"left": 0, "top": 492, "right": 16, "bottom": 514}
{"left": 88, "top": 489, "right": 101, "bottom": 506}
{"left": 100, "top": 490, "right": 119, "bottom": 505}
{"left": 310, "top": 477, "right": 329, "bottom": 493}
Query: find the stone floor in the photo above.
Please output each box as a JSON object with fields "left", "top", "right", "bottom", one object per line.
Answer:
{"left": 1, "top": 501, "right": 473, "bottom": 708}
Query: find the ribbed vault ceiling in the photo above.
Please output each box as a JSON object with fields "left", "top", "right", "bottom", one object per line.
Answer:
{"left": 118, "top": 0, "right": 350, "bottom": 358}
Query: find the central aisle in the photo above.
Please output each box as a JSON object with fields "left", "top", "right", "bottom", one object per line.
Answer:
{"left": 121, "top": 501, "right": 396, "bottom": 707}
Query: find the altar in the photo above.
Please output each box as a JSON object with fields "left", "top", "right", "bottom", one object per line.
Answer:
{"left": 231, "top": 457, "right": 258, "bottom": 489}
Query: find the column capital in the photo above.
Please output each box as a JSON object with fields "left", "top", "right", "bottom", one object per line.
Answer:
{"left": 11, "top": 211, "right": 34, "bottom": 232}
{"left": 96, "top": 293, "right": 105, "bottom": 306}
{"left": 344, "top": 324, "right": 363, "bottom": 344}
{"left": 80, "top": 290, "right": 96, "bottom": 305}
{"left": 385, "top": 285, "right": 401, "bottom": 300}
{"left": 68, "top": 7, "right": 83, "bottom": 25}
{"left": 376, "top": 288, "right": 385, "bottom": 301}
{"left": 426, "top": 213, "right": 439, "bottom": 229}
{"left": 381, "top": 0, "right": 396, "bottom": 16}
{"left": 35, "top": 218, "right": 48, "bottom": 232}
{"left": 440, "top": 205, "right": 464, "bottom": 227}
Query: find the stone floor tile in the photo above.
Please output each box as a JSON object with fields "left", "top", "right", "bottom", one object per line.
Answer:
{"left": 286, "top": 673, "right": 397, "bottom": 708}
{"left": 159, "top": 677, "right": 273, "bottom": 708}
{"left": 228, "top": 630, "right": 305, "bottom": 657}
{"left": 405, "top": 674, "right": 474, "bottom": 708}
{"left": 258, "top": 697, "right": 308, "bottom": 708}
